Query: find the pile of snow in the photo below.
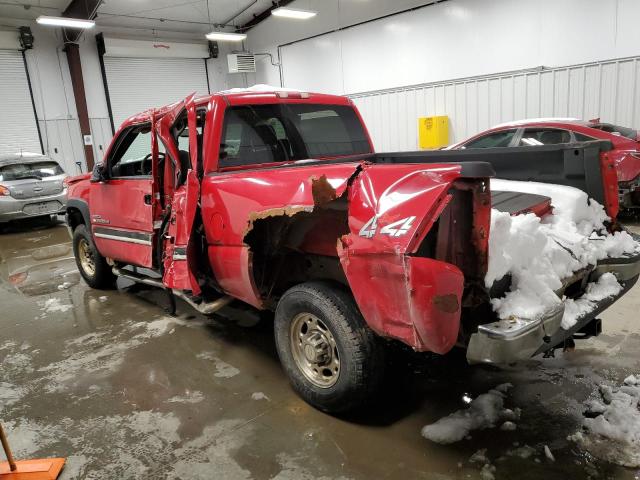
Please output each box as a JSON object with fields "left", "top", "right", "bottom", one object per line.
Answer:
{"left": 421, "top": 384, "right": 518, "bottom": 444}
{"left": 486, "top": 180, "right": 639, "bottom": 329}
{"left": 569, "top": 375, "right": 640, "bottom": 467}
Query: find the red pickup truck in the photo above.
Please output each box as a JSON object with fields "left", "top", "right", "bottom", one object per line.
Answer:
{"left": 65, "top": 90, "right": 640, "bottom": 413}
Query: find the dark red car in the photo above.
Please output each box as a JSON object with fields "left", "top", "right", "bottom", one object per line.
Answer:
{"left": 448, "top": 118, "right": 640, "bottom": 209}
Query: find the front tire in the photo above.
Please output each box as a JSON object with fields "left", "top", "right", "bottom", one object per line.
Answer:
{"left": 72, "top": 224, "right": 115, "bottom": 289}
{"left": 274, "top": 281, "right": 385, "bottom": 413}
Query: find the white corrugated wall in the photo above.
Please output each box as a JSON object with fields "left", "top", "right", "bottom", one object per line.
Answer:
{"left": 0, "top": 50, "right": 42, "bottom": 156}
{"left": 350, "top": 56, "right": 640, "bottom": 152}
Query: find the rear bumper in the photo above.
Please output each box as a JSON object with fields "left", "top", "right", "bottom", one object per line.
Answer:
{"left": 467, "top": 250, "right": 640, "bottom": 364}
{"left": 0, "top": 191, "right": 67, "bottom": 222}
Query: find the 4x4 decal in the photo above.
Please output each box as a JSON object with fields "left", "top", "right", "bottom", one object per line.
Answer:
{"left": 358, "top": 215, "right": 416, "bottom": 238}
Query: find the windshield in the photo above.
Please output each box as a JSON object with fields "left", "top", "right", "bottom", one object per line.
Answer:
{"left": 219, "top": 103, "right": 371, "bottom": 168}
{"left": 0, "top": 161, "right": 64, "bottom": 181}
{"left": 591, "top": 123, "right": 638, "bottom": 141}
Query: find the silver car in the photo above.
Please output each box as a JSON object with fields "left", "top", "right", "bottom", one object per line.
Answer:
{"left": 0, "top": 153, "right": 68, "bottom": 224}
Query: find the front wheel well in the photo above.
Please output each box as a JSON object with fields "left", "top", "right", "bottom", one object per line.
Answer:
{"left": 66, "top": 207, "right": 85, "bottom": 231}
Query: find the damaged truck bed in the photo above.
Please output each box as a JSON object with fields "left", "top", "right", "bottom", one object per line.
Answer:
{"left": 65, "top": 88, "right": 640, "bottom": 413}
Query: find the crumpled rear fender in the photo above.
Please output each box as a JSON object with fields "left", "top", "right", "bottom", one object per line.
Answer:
{"left": 340, "top": 253, "right": 464, "bottom": 353}
{"left": 339, "top": 163, "right": 466, "bottom": 353}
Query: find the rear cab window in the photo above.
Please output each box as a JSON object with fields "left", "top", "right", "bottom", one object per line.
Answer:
{"left": 573, "top": 132, "right": 597, "bottom": 142}
{"left": 519, "top": 128, "right": 572, "bottom": 146}
{"left": 218, "top": 103, "right": 371, "bottom": 168}
{"left": 0, "top": 161, "right": 64, "bottom": 181}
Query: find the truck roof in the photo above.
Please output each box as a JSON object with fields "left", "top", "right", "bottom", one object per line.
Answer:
{"left": 121, "top": 86, "right": 351, "bottom": 128}
{"left": 208, "top": 88, "right": 351, "bottom": 106}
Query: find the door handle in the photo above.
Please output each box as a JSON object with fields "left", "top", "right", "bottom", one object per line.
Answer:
{"left": 144, "top": 194, "right": 152, "bottom": 205}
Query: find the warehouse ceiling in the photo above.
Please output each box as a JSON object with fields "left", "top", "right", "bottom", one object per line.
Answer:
{"left": 0, "top": 0, "right": 441, "bottom": 40}
{"left": 0, "top": 0, "right": 277, "bottom": 34}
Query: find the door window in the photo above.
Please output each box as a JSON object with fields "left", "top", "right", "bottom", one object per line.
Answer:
{"left": 519, "top": 128, "right": 572, "bottom": 146}
{"left": 463, "top": 130, "right": 517, "bottom": 148}
{"left": 109, "top": 124, "right": 153, "bottom": 178}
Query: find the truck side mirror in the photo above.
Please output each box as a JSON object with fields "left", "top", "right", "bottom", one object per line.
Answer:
{"left": 90, "top": 163, "right": 107, "bottom": 183}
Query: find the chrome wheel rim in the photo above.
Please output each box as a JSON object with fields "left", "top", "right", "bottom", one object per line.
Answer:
{"left": 290, "top": 313, "right": 340, "bottom": 388}
{"left": 78, "top": 238, "right": 96, "bottom": 277}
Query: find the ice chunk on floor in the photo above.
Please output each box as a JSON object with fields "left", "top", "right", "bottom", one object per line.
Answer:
{"left": 543, "top": 445, "right": 555, "bottom": 462}
{"left": 421, "top": 384, "right": 512, "bottom": 444}
{"left": 500, "top": 421, "right": 517, "bottom": 431}
{"left": 570, "top": 375, "right": 640, "bottom": 467}
{"left": 469, "top": 448, "right": 489, "bottom": 464}
{"left": 40, "top": 297, "right": 73, "bottom": 313}
{"left": 480, "top": 463, "right": 496, "bottom": 480}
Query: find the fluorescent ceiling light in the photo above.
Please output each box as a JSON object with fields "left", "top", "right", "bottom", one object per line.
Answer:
{"left": 271, "top": 7, "right": 317, "bottom": 19}
{"left": 205, "top": 31, "right": 247, "bottom": 42}
{"left": 36, "top": 16, "right": 95, "bottom": 28}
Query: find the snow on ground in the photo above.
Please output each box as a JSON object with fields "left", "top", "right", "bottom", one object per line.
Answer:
{"left": 569, "top": 375, "right": 640, "bottom": 467}
{"left": 486, "top": 180, "right": 639, "bottom": 328}
{"left": 421, "top": 384, "right": 515, "bottom": 444}
{"left": 40, "top": 297, "right": 73, "bottom": 314}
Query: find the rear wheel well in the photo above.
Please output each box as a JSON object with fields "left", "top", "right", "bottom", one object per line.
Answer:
{"left": 244, "top": 200, "right": 350, "bottom": 307}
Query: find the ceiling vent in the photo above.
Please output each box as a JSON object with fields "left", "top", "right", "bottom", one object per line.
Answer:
{"left": 227, "top": 53, "right": 256, "bottom": 73}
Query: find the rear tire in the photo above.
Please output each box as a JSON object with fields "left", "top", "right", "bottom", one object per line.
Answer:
{"left": 274, "top": 281, "right": 385, "bottom": 413}
{"left": 72, "top": 224, "right": 116, "bottom": 289}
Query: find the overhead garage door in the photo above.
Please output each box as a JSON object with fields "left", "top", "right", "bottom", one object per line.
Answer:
{"left": 103, "top": 56, "right": 209, "bottom": 130}
{"left": 0, "top": 50, "right": 42, "bottom": 155}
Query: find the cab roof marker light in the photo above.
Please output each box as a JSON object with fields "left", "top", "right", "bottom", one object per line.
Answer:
{"left": 300, "top": 92, "right": 310, "bottom": 98}
{"left": 276, "top": 91, "right": 290, "bottom": 98}
{"left": 271, "top": 7, "right": 317, "bottom": 20}
{"left": 36, "top": 16, "right": 95, "bottom": 28}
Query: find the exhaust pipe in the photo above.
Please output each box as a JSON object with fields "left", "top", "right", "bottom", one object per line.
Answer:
{"left": 112, "top": 266, "right": 233, "bottom": 315}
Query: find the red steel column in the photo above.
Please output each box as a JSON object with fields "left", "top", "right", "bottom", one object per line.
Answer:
{"left": 65, "top": 42, "right": 94, "bottom": 170}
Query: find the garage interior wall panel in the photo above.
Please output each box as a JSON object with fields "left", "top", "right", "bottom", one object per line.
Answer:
{"left": 37, "top": 118, "right": 85, "bottom": 175}
{"left": 0, "top": 50, "right": 42, "bottom": 156}
{"left": 350, "top": 57, "right": 640, "bottom": 152}
{"left": 103, "top": 57, "right": 209, "bottom": 129}
{"left": 89, "top": 117, "right": 114, "bottom": 166}
{"left": 40, "top": 117, "right": 112, "bottom": 174}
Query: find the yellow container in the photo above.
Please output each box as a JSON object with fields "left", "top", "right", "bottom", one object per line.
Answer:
{"left": 418, "top": 116, "right": 449, "bottom": 149}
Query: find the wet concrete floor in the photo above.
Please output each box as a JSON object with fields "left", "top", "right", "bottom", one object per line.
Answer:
{"left": 1, "top": 216, "right": 640, "bottom": 479}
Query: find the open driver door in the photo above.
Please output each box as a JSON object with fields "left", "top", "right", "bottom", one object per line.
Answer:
{"left": 159, "top": 96, "right": 203, "bottom": 296}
